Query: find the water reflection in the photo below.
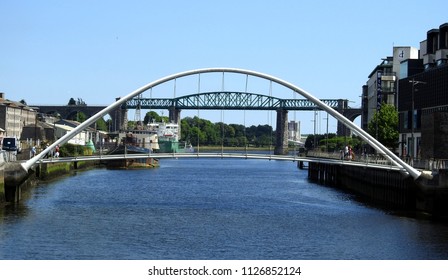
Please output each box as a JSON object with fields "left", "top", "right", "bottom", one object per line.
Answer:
{"left": 1, "top": 159, "right": 448, "bottom": 260}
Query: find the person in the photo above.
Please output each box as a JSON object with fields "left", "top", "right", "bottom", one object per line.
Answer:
{"left": 349, "top": 146, "right": 355, "bottom": 160}
{"left": 344, "top": 145, "right": 349, "bottom": 159}
{"left": 54, "top": 145, "right": 60, "bottom": 158}
{"left": 31, "top": 146, "right": 36, "bottom": 158}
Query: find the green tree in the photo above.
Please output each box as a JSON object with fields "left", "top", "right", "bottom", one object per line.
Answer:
{"left": 144, "top": 111, "right": 166, "bottom": 124}
{"left": 76, "top": 111, "right": 87, "bottom": 122}
{"left": 68, "top": 98, "right": 76, "bottom": 106}
{"left": 68, "top": 111, "right": 87, "bottom": 122}
{"left": 95, "top": 118, "right": 108, "bottom": 131}
{"left": 368, "top": 103, "right": 399, "bottom": 149}
{"left": 178, "top": 116, "right": 274, "bottom": 147}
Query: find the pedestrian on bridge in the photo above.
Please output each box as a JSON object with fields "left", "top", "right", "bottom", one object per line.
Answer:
{"left": 54, "top": 145, "right": 60, "bottom": 158}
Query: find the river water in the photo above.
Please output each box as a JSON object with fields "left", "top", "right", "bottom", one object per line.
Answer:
{"left": 1, "top": 158, "right": 448, "bottom": 260}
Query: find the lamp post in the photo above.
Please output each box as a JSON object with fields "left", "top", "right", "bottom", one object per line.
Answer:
{"left": 313, "top": 109, "right": 317, "bottom": 149}
{"left": 323, "top": 112, "right": 329, "bottom": 152}
{"left": 409, "top": 78, "right": 426, "bottom": 160}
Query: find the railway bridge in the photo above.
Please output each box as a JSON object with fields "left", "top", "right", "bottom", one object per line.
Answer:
{"left": 33, "top": 93, "right": 361, "bottom": 155}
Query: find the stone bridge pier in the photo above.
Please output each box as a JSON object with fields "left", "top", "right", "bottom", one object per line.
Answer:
{"left": 275, "top": 109, "right": 289, "bottom": 155}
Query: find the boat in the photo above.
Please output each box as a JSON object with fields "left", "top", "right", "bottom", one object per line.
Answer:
{"left": 148, "top": 122, "right": 194, "bottom": 153}
{"left": 106, "top": 131, "right": 159, "bottom": 169}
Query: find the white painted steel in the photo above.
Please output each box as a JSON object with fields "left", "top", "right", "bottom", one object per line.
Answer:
{"left": 31, "top": 152, "right": 405, "bottom": 172}
{"left": 22, "top": 68, "right": 422, "bottom": 179}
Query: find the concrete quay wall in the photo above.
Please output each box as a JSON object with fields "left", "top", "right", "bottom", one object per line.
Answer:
{"left": 2, "top": 160, "right": 97, "bottom": 204}
{"left": 308, "top": 162, "right": 448, "bottom": 218}
{"left": 0, "top": 152, "right": 5, "bottom": 204}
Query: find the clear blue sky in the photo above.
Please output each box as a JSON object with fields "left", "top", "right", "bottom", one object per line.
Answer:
{"left": 1, "top": 0, "right": 447, "bottom": 134}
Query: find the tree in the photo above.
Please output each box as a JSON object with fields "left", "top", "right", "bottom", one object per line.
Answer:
{"left": 68, "top": 97, "right": 86, "bottom": 106}
{"left": 68, "top": 98, "right": 76, "bottom": 106}
{"left": 367, "top": 103, "right": 399, "bottom": 149}
{"left": 76, "top": 111, "right": 87, "bottom": 122}
{"left": 144, "top": 111, "right": 165, "bottom": 124}
{"left": 95, "top": 118, "right": 108, "bottom": 131}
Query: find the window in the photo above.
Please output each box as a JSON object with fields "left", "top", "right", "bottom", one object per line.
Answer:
{"left": 413, "top": 109, "right": 417, "bottom": 129}
{"left": 403, "top": 112, "right": 408, "bottom": 129}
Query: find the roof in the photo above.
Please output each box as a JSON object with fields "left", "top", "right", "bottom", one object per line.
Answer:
{"left": 0, "top": 98, "right": 35, "bottom": 111}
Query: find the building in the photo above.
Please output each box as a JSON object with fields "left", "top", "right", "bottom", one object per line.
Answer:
{"left": 0, "top": 92, "right": 37, "bottom": 142}
{"left": 362, "top": 47, "right": 419, "bottom": 132}
{"left": 54, "top": 119, "right": 98, "bottom": 146}
{"left": 288, "top": 120, "right": 301, "bottom": 142}
{"left": 398, "top": 23, "right": 448, "bottom": 160}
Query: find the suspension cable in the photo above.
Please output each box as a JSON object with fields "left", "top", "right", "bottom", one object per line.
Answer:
{"left": 221, "top": 72, "right": 225, "bottom": 155}
{"left": 269, "top": 80, "right": 273, "bottom": 154}
{"left": 293, "top": 90, "right": 297, "bottom": 158}
{"left": 244, "top": 74, "right": 248, "bottom": 154}
{"left": 196, "top": 73, "right": 201, "bottom": 154}
{"left": 173, "top": 78, "right": 176, "bottom": 98}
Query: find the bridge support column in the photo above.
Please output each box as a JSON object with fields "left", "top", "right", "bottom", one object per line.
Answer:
{"left": 274, "top": 109, "right": 288, "bottom": 155}
{"left": 110, "top": 97, "right": 128, "bottom": 132}
{"left": 169, "top": 107, "right": 181, "bottom": 138}
{"left": 168, "top": 108, "right": 181, "bottom": 124}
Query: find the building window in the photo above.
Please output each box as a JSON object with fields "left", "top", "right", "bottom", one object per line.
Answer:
{"left": 402, "top": 112, "right": 408, "bottom": 129}
{"left": 411, "top": 109, "right": 422, "bottom": 129}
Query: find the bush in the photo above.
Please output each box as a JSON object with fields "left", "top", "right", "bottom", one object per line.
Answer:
{"left": 59, "top": 143, "right": 92, "bottom": 157}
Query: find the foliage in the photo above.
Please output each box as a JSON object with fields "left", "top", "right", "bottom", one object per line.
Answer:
{"left": 59, "top": 143, "right": 92, "bottom": 157}
{"left": 71, "top": 111, "right": 87, "bottom": 122}
{"left": 143, "top": 111, "right": 168, "bottom": 124}
{"left": 178, "top": 116, "right": 274, "bottom": 147}
{"left": 95, "top": 118, "right": 108, "bottom": 131}
{"left": 367, "top": 103, "right": 399, "bottom": 149}
{"left": 68, "top": 98, "right": 77, "bottom": 106}
{"left": 68, "top": 98, "right": 86, "bottom": 106}
{"left": 304, "top": 134, "right": 362, "bottom": 152}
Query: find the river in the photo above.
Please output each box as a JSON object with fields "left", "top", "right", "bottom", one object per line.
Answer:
{"left": 1, "top": 158, "right": 448, "bottom": 260}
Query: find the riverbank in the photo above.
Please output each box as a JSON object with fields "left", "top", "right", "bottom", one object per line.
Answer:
{"left": 1, "top": 160, "right": 100, "bottom": 205}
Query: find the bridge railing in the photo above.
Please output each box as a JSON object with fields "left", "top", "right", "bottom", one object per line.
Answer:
{"left": 306, "top": 150, "right": 393, "bottom": 166}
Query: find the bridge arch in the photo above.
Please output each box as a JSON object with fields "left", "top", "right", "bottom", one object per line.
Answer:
{"left": 22, "top": 67, "right": 422, "bottom": 180}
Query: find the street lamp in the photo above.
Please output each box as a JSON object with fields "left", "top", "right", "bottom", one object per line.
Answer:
{"left": 313, "top": 109, "right": 317, "bottom": 149}
{"left": 409, "top": 78, "right": 426, "bottom": 160}
{"left": 323, "top": 112, "right": 329, "bottom": 152}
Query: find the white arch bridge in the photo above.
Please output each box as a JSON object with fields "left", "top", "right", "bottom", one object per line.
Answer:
{"left": 33, "top": 152, "right": 409, "bottom": 174}
{"left": 21, "top": 67, "right": 431, "bottom": 181}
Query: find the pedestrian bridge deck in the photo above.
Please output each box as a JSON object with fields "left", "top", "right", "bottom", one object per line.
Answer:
{"left": 28, "top": 152, "right": 406, "bottom": 173}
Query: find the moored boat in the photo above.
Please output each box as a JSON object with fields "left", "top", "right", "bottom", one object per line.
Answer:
{"left": 148, "top": 122, "right": 194, "bottom": 153}
{"left": 106, "top": 132, "right": 159, "bottom": 169}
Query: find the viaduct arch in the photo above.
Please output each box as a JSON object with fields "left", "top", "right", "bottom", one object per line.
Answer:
{"left": 32, "top": 104, "right": 124, "bottom": 132}
{"left": 23, "top": 67, "right": 421, "bottom": 180}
